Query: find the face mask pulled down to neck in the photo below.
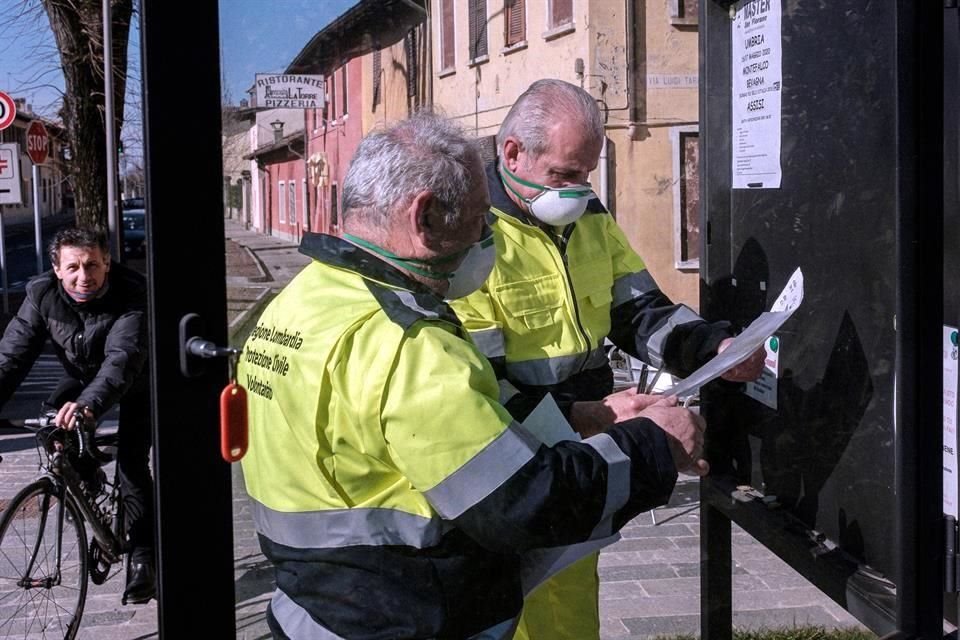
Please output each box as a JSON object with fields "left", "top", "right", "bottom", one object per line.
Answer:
{"left": 343, "top": 227, "right": 495, "bottom": 300}
{"left": 501, "top": 164, "right": 595, "bottom": 226}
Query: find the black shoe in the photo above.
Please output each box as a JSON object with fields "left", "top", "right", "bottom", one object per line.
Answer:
{"left": 122, "top": 562, "right": 156, "bottom": 605}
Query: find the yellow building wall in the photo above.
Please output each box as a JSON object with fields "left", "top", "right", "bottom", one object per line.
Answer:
{"left": 614, "top": 0, "right": 700, "bottom": 307}
{"left": 362, "top": 26, "right": 428, "bottom": 135}
{"left": 429, "top": 0, "right": 700, "bottom": 307}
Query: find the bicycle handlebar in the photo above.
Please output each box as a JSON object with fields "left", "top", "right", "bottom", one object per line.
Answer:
{"left": 23, "top": 410, "right": 112, "bottom": 465}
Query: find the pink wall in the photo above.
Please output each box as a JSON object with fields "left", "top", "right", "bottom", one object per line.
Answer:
{"left": 306, "top": 58, "right": 363, "bottom": 236}
{"left": 266, "top": 155, "right": 308, "bottom": 241}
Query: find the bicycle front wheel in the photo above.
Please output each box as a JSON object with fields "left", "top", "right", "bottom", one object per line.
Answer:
{"left": 0, "top": 478, "right": 88, "bottom": 639}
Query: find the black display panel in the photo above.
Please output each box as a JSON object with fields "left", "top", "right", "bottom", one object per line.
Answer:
{"left": 699, "top": 1, "right": 946, "bottom": 635}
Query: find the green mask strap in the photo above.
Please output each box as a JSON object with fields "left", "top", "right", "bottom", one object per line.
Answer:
{"left": 500, "top": 164, "right": 593, "bottom": 199}
{"left": 343, "top": 233, "right": 460, "bottom": 279}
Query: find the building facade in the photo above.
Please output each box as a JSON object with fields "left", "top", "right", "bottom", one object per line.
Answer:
{"left": 429, "top": 0, "right": 701, "bottom": 305}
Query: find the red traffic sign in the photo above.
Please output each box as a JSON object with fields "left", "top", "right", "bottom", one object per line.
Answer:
{"left": 0, "top": 92, "right": 15, "bottom": 131}
{"left": 26, "top": 120, "right": 49, "bottom": 165}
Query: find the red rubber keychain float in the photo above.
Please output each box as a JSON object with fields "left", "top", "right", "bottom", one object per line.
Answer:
{"left": 220, "top": 349, "right": 248, "bottom": 462}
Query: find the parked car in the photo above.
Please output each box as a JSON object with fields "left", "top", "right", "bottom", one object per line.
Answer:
{"left": 123, "top": 197, "right": 145, "bottom": 209}
{"left": 122, "top": 209, "right": 146, "bottom": 258}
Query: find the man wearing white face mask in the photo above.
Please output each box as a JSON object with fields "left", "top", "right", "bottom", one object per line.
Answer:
{"left": 451, "top": 79, "right": 766, "bottom": 640}
{"left": 239, "top": 112, "right": 711, "bottom": 640}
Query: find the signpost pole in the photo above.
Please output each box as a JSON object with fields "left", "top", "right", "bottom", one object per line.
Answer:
{"left": 0, "top": 207, "right": 8, "bottom": 315}
{"left": 32, "top": 163, "right": 41, "bottom": 274}
{"left": 103, "top": 0, "right": 121, "bottom": 259}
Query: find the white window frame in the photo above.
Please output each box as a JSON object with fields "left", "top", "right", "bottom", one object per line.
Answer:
{"left": 437, "top": 0, "right": 457, "bottom": 77}
{"left": 670, "top": 125, "right": 700, "bottom": 271}
{"left": 288, "top": 181, "right": 297, "bottom": 226}
{"left": 301, "top": 179, "right": 308, "bottom": 227}
{"left": 544, "top": 0, "right": 575, "bottom": 40}
{"left": 278, "top": 180, "right": 286, "bottom": 223}
{"left": 341, "top": 66, "right": 349, "bottom": 118}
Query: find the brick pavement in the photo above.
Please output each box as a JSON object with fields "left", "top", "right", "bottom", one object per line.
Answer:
{"left": 0, "top": 219, "right": 870, "bottom": 639}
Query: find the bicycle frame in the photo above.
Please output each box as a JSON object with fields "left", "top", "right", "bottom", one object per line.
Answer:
{"left": 26, "top": 424, "right": 125, "bottom": 583}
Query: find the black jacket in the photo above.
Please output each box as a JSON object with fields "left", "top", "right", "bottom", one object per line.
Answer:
{"left": 0, "top": 262, "right": 148, "bottom": 416}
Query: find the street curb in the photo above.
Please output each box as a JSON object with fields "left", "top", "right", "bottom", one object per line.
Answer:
{"left": 228, "top": 287, "right": 273, "bottom": 347}
{"left": 240, "top": 245, "right": 270, "bottom": 283}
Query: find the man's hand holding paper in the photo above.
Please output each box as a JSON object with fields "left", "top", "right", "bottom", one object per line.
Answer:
{"left": 666, "top": 268, "right": 804, "bottom": 399}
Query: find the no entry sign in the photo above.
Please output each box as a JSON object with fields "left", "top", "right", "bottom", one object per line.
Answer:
{"left": 26, "top": 120, "right": 49, "bottom": 165}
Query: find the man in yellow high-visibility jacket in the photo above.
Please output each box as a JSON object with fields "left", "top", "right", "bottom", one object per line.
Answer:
{"left": 451, "top": 80, "right": 765, "bottom": 640}
{"left": 239, "top": 112, "right": 711, "bottom": 640}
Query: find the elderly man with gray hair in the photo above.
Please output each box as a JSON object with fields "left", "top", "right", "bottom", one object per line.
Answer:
{"left": 239, "top": 111, "right": 707, "bottom": 639}
{"left": 450, "top": 78, "right": 766, "bottom": 640}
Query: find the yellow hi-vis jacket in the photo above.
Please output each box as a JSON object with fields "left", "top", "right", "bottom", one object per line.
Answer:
{"left": 450, "top": 163, "right": 733, "bottom": 640}
{"left": 452, "top": 162, "right": 733, "bottom": 418}
{"left": 239, "top": 233, "right": 680, "bottom": 640}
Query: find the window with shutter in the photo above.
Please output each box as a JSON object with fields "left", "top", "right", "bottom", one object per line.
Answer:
{"left": 671, "top": 127, "right": 700, "bottom": 270}
{"left": 341, "top": 66, "right": 348, "bottom": 116}
{"left": 405, "top": 30, "right": 418, "bottom": 99}
{"left": 504, "top": 0, "right": 525, "bottom": 47}
{"left": 468, "top": 0, "right": 488, "bottom": 61}
{"left": 440, "top": 0, "right": 455, "bottom": 71}
{"left": 549, "top": 0, "right": 572, "bottom": 29}
{"left": 669, "top": 0, "right": 699, "bottom": 26}
{"left": 372, "top": 49, "right": 381, "bottom": 107}
{"left": 329, "top": 74, "right": 336, "bottom": 120}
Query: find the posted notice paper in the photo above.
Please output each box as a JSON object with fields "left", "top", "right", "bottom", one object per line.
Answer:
{"left": 665, "top": 268, "right": 803, "bottom": 399}
{"left": 732, "top": 0, "right": 783, "bottom": 189}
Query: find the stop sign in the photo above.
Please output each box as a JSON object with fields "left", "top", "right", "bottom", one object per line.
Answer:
{"left": 26, "top": 120, "right": 49, "bottom": 165}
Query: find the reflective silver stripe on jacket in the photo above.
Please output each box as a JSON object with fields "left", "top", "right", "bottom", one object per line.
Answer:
{"left": 395, "top": 290, "right": 440, "bottom": 319}
{"left": 272, "top": 589, "right": 346, "bottom": 639}
{"left": 612, "top": 269, "right": 659, "bottom": 308}
{"left": 424, "top": 422, "right": 540, "bottom": 520}
{"left": 498, "top": 379, "right": 521, "bottom": 405}
{"left": 470, "top": 327, "right": 506, "bottom": 359}
{"left": 271, "top": 588, "right": 518, "bottom": 640}
{"left": 582, "top": 432, "right": 631, "bottom": 538}
{"left": 251, "top": 501, "right": 454, "bottom": 550}
{"left": 469, "top": 617, "right": 520, "bottom": 639}
{"left": 644, "top": 305, "right": 701, "bottom": 369}
{"left": 504, "top": 346, "right": 608, "bottom": 386}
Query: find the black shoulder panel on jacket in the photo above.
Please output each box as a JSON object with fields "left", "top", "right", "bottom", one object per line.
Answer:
{"left": 364, "top": 280, "right": 462, "bottom": 331}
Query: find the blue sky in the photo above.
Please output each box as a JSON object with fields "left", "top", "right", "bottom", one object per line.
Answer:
{"left": 219, "top": 0, "right": 356, "bottom": 104}
{"left": 0, "top": 0, "right": 356, "bottom": 116}
{"left": 0, "top": 0, "right": 357, "bottom": 164}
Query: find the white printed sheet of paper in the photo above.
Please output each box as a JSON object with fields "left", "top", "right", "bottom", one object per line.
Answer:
{"left": 665, "top": 268, "right": 803, "bottom": 399}
{"left": 744, "top": 336, "right": 781, "bottom": 409}
{"left": 944, "top": 326, "right": 959, "bottom": 518}
{"left": 517, "top": 394, "right": 621, "bottom": 593}
{"left": 732, "top": 0, "right": 783, "bottom": 189}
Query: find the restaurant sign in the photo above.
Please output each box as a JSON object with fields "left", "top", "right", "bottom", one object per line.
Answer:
{"left": 255, "top": 74, "right": 325, "bottom": 109}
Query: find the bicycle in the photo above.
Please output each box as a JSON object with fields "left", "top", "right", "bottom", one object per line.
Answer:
{"left": 0, "top": 410, "right": 128, "bottom": 639}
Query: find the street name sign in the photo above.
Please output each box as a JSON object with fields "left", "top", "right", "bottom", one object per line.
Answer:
{"left": 26, "top": 120, "right": 49, "bottom": 165}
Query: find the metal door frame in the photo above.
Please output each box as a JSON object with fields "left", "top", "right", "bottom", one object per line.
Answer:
{"left": 141, "top": 1, "right": 236, "bottom": 636}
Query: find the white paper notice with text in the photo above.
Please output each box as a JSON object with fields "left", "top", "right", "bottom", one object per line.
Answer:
{"left": 732, "top": 0, "right": 783, "bottom": 189}
{"left": 665, "top": 268, "right": 803, "bottom": 399}
{"left": 944, "top": 326, "right": 959, "bottom": 519}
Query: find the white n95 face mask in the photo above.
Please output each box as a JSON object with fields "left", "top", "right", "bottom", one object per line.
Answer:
{"left": 501, "top": 164, "right": 595, "bottom": 226}
{"left": 445, "top": 228, "right": 496, "bottom": 300}
{"left": 343, "top": 227, "right": 494, "bottom": 299}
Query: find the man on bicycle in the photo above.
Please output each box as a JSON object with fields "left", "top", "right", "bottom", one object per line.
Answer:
{"left": 0, "top": 227, "right": 155, "bottom": 604}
